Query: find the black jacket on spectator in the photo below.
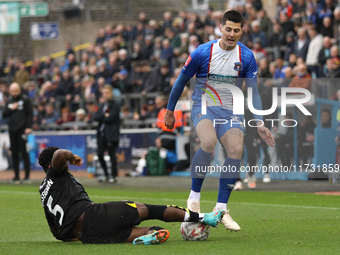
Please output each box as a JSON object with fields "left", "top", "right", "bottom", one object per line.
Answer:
{"left": 294, "top": 39, "right": 310, "bottom": 61}
{"left": 284, "top": 41, "right": 295, "bottom": 61}
{"left": 57, "top": 77, "right": 74, "bottom": 96}
{"left": 94, "top": 99, "right": 120, "bottom": 143}
{"left": 281, "top": 20, "right": 295, "bottom": 39}
{"left": 3, "top": 93, "right": 33, "bottom": 132}
{"left": 269, "top": 32, "right": 286, "bottom": 47}
{"left": 318, "top": 47, "right": 331, "bottom": 67}
{"left": 320, "top": 25, "right": 333, "bottom": 38}
{"left": 143, "top": 67, "right": 171, "bottom": 93}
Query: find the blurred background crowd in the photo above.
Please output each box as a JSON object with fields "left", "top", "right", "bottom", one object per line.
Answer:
{"left": 0, "top": 0, "right": 340, "bottom": 133}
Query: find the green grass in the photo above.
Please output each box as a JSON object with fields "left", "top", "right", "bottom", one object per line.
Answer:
{"left": 0, "top": 184, "right": 339, "bottom": 255}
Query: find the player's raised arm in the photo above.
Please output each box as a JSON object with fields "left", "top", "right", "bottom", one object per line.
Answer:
{"left": 51, "top": 149, "right": 82, "bottom": 172}
{"left": 165, "top": 49, "right": 201, "bottom": 130}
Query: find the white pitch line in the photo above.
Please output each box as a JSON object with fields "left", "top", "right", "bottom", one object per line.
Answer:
{"left": 1, "top": 190, "right": 339, "bottom": 210}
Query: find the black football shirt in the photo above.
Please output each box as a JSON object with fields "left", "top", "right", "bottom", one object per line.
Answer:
{"left": 39, "top": 166, "right": 93, "bottom": 240}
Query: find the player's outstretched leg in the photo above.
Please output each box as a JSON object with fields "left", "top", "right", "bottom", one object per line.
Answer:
{"left": 137, "top": 203, "right": 223, "bottom": 226}
{"left": 189, "top": 119, "right": 217, "bottom": 213}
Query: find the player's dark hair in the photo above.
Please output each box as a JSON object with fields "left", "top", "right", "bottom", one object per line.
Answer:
{"left": 38, "top": 146, "right": 60, "bottom": 172}
{"left": 221, "top": 10, "right": 244, "bottom": 28}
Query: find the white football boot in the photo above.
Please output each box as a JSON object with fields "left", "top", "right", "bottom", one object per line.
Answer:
{"left": 263, "top": 173, "right": 271, "bottom": 183}
{"left": 187, "top": 199, "right": 200, "bottom": 213}
{"left": 214, "top": 208, "right": 241, "bottom": 231}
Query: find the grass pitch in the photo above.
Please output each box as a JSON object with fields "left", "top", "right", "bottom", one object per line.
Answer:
{"left": 0, "top": 183, "right": 339, "bottom": 255}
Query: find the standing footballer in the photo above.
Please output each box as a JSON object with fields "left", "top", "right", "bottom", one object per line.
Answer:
{"left": 164, "top": 10, "right": 275, "bottom": 231}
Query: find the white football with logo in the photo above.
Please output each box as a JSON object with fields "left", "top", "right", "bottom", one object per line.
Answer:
{"left": 180, "top": 222, "right": 210, "bottom": 241}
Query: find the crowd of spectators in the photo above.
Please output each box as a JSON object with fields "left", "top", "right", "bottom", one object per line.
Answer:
{"left": 1, "top": 0, "right": 340, "bottom": 135}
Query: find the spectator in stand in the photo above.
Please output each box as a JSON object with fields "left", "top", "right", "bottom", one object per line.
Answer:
{"left": 177, "top": 33, "right": 189, "bottom": 56}
{"left": 240, "top": 23, "right": 253, "bottom": 49}
{"left": 67, "top": 54, "right": 78, "bottom": 72}
{"left": 318, "top": 36, "right": 332, "bottom": 77}
{"left": 330, "top": 45, "right": 340, "bottom": 59}
{"left": 228, "top": 0, "right": 245, "bottom": 9}
{"left": 80, "top": 52, "right": 89, "bottom": 70}
{"left": 281, "top": 14, "right": 295, "bottom": 38}
{"left": 142, "top": 61, "right": 171, "bottom": 95}
{"left": 41, "top": 56, "right": 56, "bottom": 80}
{"left": 0, "top": 83, "right": 9, "bottom": 107}
{"left": 328, "top": 57, "right": 340, "bottom": 78}
{"left": 43, "top": 103, "right": 59, "bottom": 125}
{"left": 160, "top": 39, "right": 174, "bottom": 68}
{"left": 289, "top": 63, "right": 312, "bottom": 92}
{"left": 166, "top": 28, "right": 181, "bottom": 49}
{"left": 278, "top": 66, "right": 294, "bottom": 95}
{"left": 112, "top": 69, "right": 131, "bottom": 94}
{"left": 187, "top": 23, "right": 203, "bottom": 44}
{"left": 83, "top": 77, "right": 96, "bottom": 100}
{"left": 251, "top": 20, "right": 267, "bottom": 47}
{"left": 56, "top": 107, "right": 75, "bottom": 125}
{"left": 29, "top": 58, "right": 42, "bottom": 75}
{"left": 320, "top": 16, "right": 334, "bottom": 38}
{"left": 75, "top": 109, "right": 86, "bottom": 122}
{"left": 105, "top": 25, "right": 115, "bottom": 41}
{"left": 32, "top": 102, "right": 45, "bottom": 130}
{"left": 120, "top": 105, "right": 134, "bottom": 121}
{"left": 270, "top": 23, "right": 285, "bottom": 49}
{"left": 298, "top": 116, "right": 316, "bottom": 165}
{"left": 70, "top": 80, "right": 83, "bottom": 112}
{"left": 318, "top": 0, "right": 335, "bottom": 21}
{"left": 117, "top": 49, "right": 131, "bottom": 72}
{"left": 333, "top": 8, "right": 340, "bottom": 40}
{"left": 131, "top": 42, "right": 144, "bottom": 62}
{"left": 84, "top": 101, "right": 97, "bottom": 124}
{"left": 163, "top": 11, "right": 173, "bottom": 29}
{"left": 96, "top": 28, "right": 106, "bottom": 45}
{"left": 86, "top": 43, "right": 96, "bottom": 59}
{"left": 306, "top": 3, "right": 318, "bottom": 26}
{"left": 25, "top": 81, "right": 37, "bottom": 100}
{"left": 178, "top": 11, "right": 189, "bottom": 32}
{"left": 283, "top": 32, "right": 295, "bottom": 61}
{"left": 65, "top": 42, "right": 75, "bottom": 59}
{"left": 139, "top": 99, "right": 159, "bottom": 120}
{"left": 98, "top": 61, "right": 111, "bottom": 82}
{"left": 52, "top": 65, "right": 61, "bottom": 83}
{"left": 57, "top": 70, "right": 74, "bottom": 100}
{"left": 141, "top": 36, "right": 154, "bottom": 60}
{"left": 107, "top": 52, "right": 120, "bottom": 77}
{"left": 278, "top": 0, "right": 293, "bottom": 20}
{"left": 292, "top": 0, "right": 306, "bottom": 22}
{"left": 14, "top": 63, "right": 29, "bottom": 88}
{"left": 259, "top": 9, "right": 272, "bottom": 42}
{"left": 306, "top": 26, "right": 323, "bottom": 77}
{"left": 274, "top": 58, "right": 287, "bottom": 78}
{"left": 294, "top": 27, "right": 310, "bottom": 62}
{"left": 204, "top": 7, "right": 215, "bottom": 27}
{"left": 321, "top": 109, "right": 332, "bottom": 128}
{"left": 71, "top": 65, "right": 83, "bottom": 83}
{"left": 4, "top": 58, "right": 17, "bottom": 77}
{"left": 288, "top": 53, "right": 297, "bottom": 68}
{"left": 252, "top": 38, "right": 267, "bottom": 61}
{"left": 258, "top": 59, "right": 271, "bottom": 78}
{"left": 151, "top": 37, "right": 163, "bottom": 61}
{"left": 188, "top": 35, "right": 199, "bottom": 55}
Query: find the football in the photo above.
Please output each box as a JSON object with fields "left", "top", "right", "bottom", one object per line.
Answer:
{"left": 180, "top": 222, "right": 210, "bottom": 241}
